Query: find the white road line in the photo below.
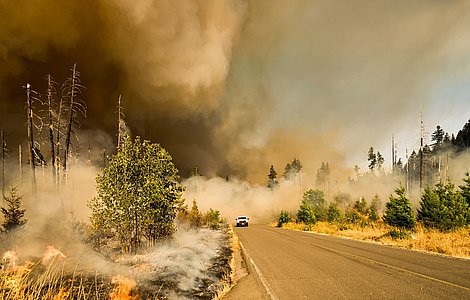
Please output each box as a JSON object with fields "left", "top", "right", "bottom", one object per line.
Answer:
{"left": 309, "top": 240, "right": 470, "bottom": 292}
{"left": 239, "top": 241, "right": 280, "bottom": 300}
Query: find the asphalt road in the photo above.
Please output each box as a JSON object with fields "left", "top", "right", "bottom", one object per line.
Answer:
{"left": 224, "top": 224, "right": 470, "bottom": 300}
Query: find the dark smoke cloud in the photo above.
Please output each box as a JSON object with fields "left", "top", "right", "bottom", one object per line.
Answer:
{"left": 1, "top": 0, "right": 470, "bottom": 183}
{"left": 0, "top": 0, "right": 247, "bottom": 177}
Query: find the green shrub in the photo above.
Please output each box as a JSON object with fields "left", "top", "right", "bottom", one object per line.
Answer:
{"left": 302, "top": 189, "right": 327, "bottom": 221}
{"left": 327, "top": 203, "right": 342, "bottom": 223}
{"left": 297, "top": 200, "right": 316, "bottom": 225}
{"left": 368, "top": 194, "right": 381, "bottom": 221}
{"left": 277, "top": 210, "right": 291, "bottom": 227}
{"left": 418, "top": 182, "right": 469, "bottom": 231}
{"left": 383, "top": 186, "right": 416, "bottom": 230}
{"left": 385, "top": 229, "right": 411, "bottom": 240}
{"left": 204, "top": 208, "right": 222, "bottom": 230}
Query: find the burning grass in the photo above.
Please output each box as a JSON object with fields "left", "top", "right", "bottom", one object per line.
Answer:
{"left": 280, "top": 221, "right": 470, "bottom": 258}
{"left": 0, "top": 249, "right": 116, "bottom": 299}
{"left": 0, "top": 227, "right": 234, "bottom": 299}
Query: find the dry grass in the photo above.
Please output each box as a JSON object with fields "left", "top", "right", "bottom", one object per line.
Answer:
{"left": 212, "top": 224, "right": 237, "bottom": 300}
{"left": 0, "top": 259, "right": 114, "bottom": 299}
{"left": 0, "top": 248, "right": 141, "bottom": 300}
{"left": 280, "top": 221, "right": 470, "bottom": 258}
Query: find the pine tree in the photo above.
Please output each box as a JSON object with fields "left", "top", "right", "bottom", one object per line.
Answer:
{"left": 189, "top": 199, "right": 203, "bottom": 228}
{"left": 316, "top": 162, "right": 330, "bottom": 186}
{"left": 376, "top": 151, "right": 384, "bottom": 171}
{"left": 453, "top": 119, "right": 470, "bottom": 151}
{"left": 459, "top": 172, "right": 470, "bottom": 208}
{"left": 418, "top": 181, "right": 469, "bottom": 231}
{"left": 353, "top": 197, "right": 368, "bottom": 215}
{"left": 1, "top": 186, "right": 27, "bottom": 232}
{"left": 327, "top": 203, "right": 342, "bottom": 223}
{"left": 431, "top": 125, "right": 445, "bottom": 146}
{"left": 368, "top": 147, "right": 377, "bottom": 171}
{"left": 283, "top": 162, "right": 293, "bottom": 180}
{"left": 267, "top": 165, "right": 279, "bottom": 190}
{"left": 369, "top": 194, "right": 381, "bottom": 221}
{"left": 384, "top": 186, "right": 416, "bottom": 230}
{"left": 283, "top": 158, "right": 302, "bottom": 180}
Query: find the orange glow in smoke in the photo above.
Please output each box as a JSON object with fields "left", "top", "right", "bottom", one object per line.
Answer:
{"left": 109, "top": 275, "right": 138, "bottom": 300}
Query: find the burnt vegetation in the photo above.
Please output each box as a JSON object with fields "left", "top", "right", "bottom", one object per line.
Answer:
{"left": 0, "top": 65, "right": 232, "bottom": 299}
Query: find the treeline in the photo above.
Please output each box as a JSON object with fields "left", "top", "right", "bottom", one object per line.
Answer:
{"left": 278, "top": 173, "right": 470, "bottom": 235}
{"left": 397, "top": 120, "right": 470, "bottom": 189}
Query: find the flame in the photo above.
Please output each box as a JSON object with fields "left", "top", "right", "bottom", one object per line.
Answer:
{"left": 1, "top": 259, "right": 34, "bottom": 295}
{"left": 42, "top": 246, "right": 66, "bottom": 263}
{"left": 109, "top": 275, "right": 138, "bottom": 300}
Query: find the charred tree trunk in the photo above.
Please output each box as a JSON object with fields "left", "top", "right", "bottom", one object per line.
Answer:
{"left": 1, "top": 130, "right": 5, "bottom": 202}
{"left": 18, "top": 144, "right": 22, "bottom": 187}
{"left": 26, "top": 83, "right": 37, "bottom": 193}
{"left": 46, "top": 74, "right": 56, "bottom": 186}
{"left": 55, "top": 95, "right": 63, "bottom": 182}
{"left": 63, "top": 64, "right": 78, "bottom": 176}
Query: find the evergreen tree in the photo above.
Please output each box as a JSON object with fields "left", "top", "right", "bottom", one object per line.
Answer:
{"left": 453, "top": 119, "right": 470, "bottom": 150}
{"left": 353, "top": 197, "right": 368, "bottom": 215}
{"left": 367, "top": 147, "right": 377, "bottom": 171}
{"left": 395, "top": 158, "right": 403, "bottom": 175}
{"left": 316, "top": 162, "right": 330, "bottom": 186}
{"left": 189, "top": 199, "right": 203, "bottom": 228}
{"left": 376, "top": 151, "right": 384, "bottom": 171}
{"left": 291, "top": 158, "right": 302, "bottom": 173}
{"left": 284, "top": 158, "right": 302, "bottom": 180}
{"left": 1, "top": 186, "right": 27, "bottom": 232}
{"left": 283, "top": 162, "right": 293, "bottom": 180}
{"left": 327, "top": 203, "right": 342, "bottom": 223}
{"left": 88, "top": 134, "right": 183, "bottom": 252}
{"left": 431, "top": 125, "right": 445, "bottom": 146}
{"left": 267, "top": 165, "right": 279, "bottom": 190}
{"left": 384, "top": 186, "right": 416, "bottom": 230}
{"left": 369, "top": 194, "right": 381, "bottom": 221}
{"left": 418, "top": 182, "right": 469, "bottom": 231}
{"left": 459, "top": 172, "right": 470, "bottom": 208}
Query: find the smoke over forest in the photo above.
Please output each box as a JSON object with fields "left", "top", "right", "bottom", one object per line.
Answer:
{"left": 1, "top": 0, "right": 470, "bottom": 183}
{"left": 1, "top": 0, "right": 470, "bottom": 219}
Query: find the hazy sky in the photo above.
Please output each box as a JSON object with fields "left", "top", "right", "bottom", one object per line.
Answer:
{"left": 0, "top": 0, "right": 469, "bottom": 182}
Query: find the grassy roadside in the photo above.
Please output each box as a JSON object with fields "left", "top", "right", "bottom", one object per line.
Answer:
{"left": 276, "top": 221, "right": 470, "bottom": 259}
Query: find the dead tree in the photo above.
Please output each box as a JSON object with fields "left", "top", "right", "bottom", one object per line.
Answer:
{"left": 61, "top": 63, "right": 86, "bottom": 177}
{"left": 25, "top": 83, "right": 43, "bottom": 194}
{"left": 46, "top": 74, "right": 58, "bottom": 185}
{"left": 18, "top": 145, "right": 22, "bottom": 187}
{"left": 55, "top": 91, "right": 64, "bottom": 180}
{"left": 1, "top": 130, "right": 6, "bottom": 202}
{"left": 25, "top": 83, "right": 37, "bottom": 193}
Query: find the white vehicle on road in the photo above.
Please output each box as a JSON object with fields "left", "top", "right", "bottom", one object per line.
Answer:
{"left": 235, "top": 216, "right": 249, "bottom": 227}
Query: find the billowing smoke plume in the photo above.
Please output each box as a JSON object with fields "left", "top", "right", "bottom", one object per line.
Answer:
{"left": 1, "top": 0, "right": 470, "bottom": 183}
